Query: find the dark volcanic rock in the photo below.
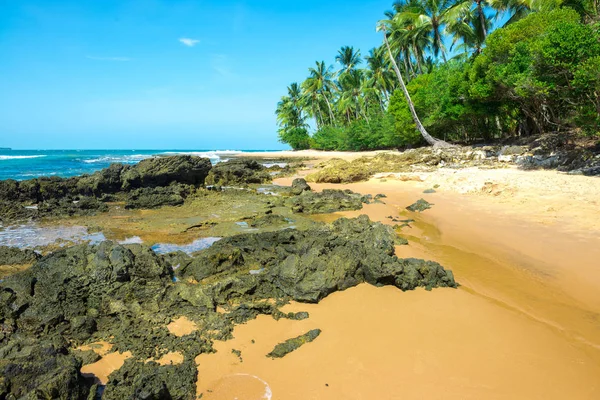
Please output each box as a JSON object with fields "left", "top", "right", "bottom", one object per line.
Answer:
{"left": 0, "top": 246, "right": 41, "bottom": 265}
{"left": 205, "top": 159, "right": 271, "bottom": 186}
{"left": 0, "top": 337, "right": 91, "bottom": 400}
{"left": 0, "top": 215, "right": 456, "bottom": 398}
{"left": 77, "top": 163, "right": 130, "bottom": 196}
{"left": 121, "top": 156, "right": 212, "bottom": 190}
{"left": 290, "top": 178, "right": 311, "bottom": 195}
{"left": 249, "top": 214, "right": 290, "bottom": 228}
{"left": 180, "top": 215, "right": 456, "bottom": 303}
{"left": 0, "top": 156, "right": 213, "bottom": 223}
{"left": 103, "top": 358, "right": 198, "bottom": 400}
{"left": 124, "top": 184, "right": 195, "bottom": 210}
{"left": 267, "top": 329, "right": 321, "bottom": 358}
{"left": 406, "top": 199, "right": 433, "bottom": 212}
{"left": 286, "top": 189, "right": 364, "bottom": 214}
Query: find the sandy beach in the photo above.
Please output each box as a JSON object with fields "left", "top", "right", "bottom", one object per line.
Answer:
{"left": 189, "top": 151, "right": 600, "bottom": 399}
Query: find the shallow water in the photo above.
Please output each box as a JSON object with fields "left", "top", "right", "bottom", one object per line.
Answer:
{"left": 151, "top": 237, "right": 221, "bottom": 255}
{"left": 0, "top": 223, "right": 106, "bottom": 248}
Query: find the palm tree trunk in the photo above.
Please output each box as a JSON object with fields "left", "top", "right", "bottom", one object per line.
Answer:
{"left": 403, "top": 49, "right": 415, "bottom": 79}
{"left": 477, "top": 1, "right": 488, "bottom": 38}
{"left": 323, "top": 94, "right": 335, "bottom": 125}
{"left": 382, "top": 29, "right": 449, "bottom": 147}
{"left": 414, "top": 45, "right": 424, "bottom": 75}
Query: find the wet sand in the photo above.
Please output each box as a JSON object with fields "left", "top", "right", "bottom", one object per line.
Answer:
{"left": 78, "top": 341, "right": 132, "bottom": 385}
{"left": 196, "top": 284, "right": 600, "bottom": 399}
{"left": 190, "top": 173, "right": 600, "bottom": 399}
{"left": 68, "top": 162, "right": 600, "bottom": 397}
{"left": 168, "top": 316, "right": 198, "bottom": 337}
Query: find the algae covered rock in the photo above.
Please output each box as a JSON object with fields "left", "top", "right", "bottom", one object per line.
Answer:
{"left": 0, "top": 337, "right": 92, "bottom": 400}
{"left": 406, "top": 199, "right": 433, "bottom": 212}
{"left": 103, "top": 358, "right": 198, "bottom": 400}
{"left": 290, "top": 178, "right": 312, "bottom": 195}
{"left": 249, "top": 214, "right": 290, "bottom": 228}
{"left": 122, "top": 155, "right": 212, "bottom": 189}
{"left": 206, "top": 159, "right": 271, "bottom": 186}
{"left": 306, "top": 158, "right": 372, "bottom": 183}
{"left": 0, "top": 156, "right": 213, "bottom": 223}
{"left": 180, "top": 215, "right": 457, "bottom": 304}
{"left": 124, "top": 184, "right": 195, "bottom": 209}
{"left": 286, "top": 189, "right": 364, "bottom": 214}
{"left": 267, "top": 329, "right": 321, "bottom": 358}
{"left": 0, "top": 213, "right": 456, "bottom": 398}
{"left": 0, "top": 246, "right": 40, "bottom": 266}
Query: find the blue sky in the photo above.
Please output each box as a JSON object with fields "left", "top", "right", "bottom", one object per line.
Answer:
{"left": 0, "top": 0, "right": 396, "bottom": 150}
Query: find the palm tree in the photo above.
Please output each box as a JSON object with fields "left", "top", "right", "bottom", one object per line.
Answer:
{"left": 335, "top": 46, "right": 362, "bottom": 74}
{"left": 445, "top": 2, "right": 492, "bottom": 54}
{"left": 339, "top": 69, "right": 369, "bottom": 122}
{"left": 365, "top": 47, "right": 396, "bottom": 109}
{"left": 303, "top": 61, "right": 337, "bottom": 126}
{"left": 378, "top": 18, "right": 450, "bottom": 147}
{"left": 384, "top": 15, "right": 421, "bottom": 79}
{"left": 276, "top": 83, "right": 306, "bottom": 128}
{"left": 393, "top": 0, "right": 459, "bottom": 63}
{"left": 488, "top": 0, "right": 563, "bottom": 24}
{"left": 276, "top": 83, "right": 308, "bottom": 132}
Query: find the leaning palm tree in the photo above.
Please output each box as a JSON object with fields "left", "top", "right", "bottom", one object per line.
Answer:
{"left": 378, "top": 18, "right": 450, "bottom": 147}
{"left": 303, "top": 61, "right": 337, "bottom": 126}
{"left": 335, "top": 46, "right": 363, "bottom": 74}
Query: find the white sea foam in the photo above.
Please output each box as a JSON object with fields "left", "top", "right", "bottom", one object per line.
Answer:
{"left": 161, "top": 150, "right": 243, "bottom": 163}
{"left": 82, "top": 154, "right": 153, "bottom": 164}
{"left": 0, "top": 155, "right": 47, "bottom": 161}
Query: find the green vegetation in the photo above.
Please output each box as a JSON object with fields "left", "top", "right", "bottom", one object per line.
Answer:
{"left": 276, "top": 0, "right": 600, "bottom": 150}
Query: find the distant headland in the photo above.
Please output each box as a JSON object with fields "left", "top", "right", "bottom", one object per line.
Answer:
{"left": 0, "top": 148, "right": 12, "bottom": 151}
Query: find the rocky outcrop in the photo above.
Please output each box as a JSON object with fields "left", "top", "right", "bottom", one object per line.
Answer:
{"left": 0, "top": 156, "right": 212, "bottom": 222}
{"left": 180, "top": 215, "right": 456, "bottom": 303}
{"left": 290, "top": 178, "right": 311, "bottom": 195}
{"left": 267, "top": 329, "right": 321, "bottom": 358}
{"left": 406, "top": 199, "right": 433, "bottom": 212}
{"left": 286, "top": 189, "right": 365, "bottom": 214}
{"left": 0, "top": 246, "right": 40, "bottom": 266}
{"left": 121, "top": 156, "right": 212, "bottom": 190}
{"left": 0, "top": 337, "right": 91, "bottom": 400}
{"left": 206, "top": 159, "right": 271, "bottom": 187}
{"left": 0, "top": 216, "right": 456, "bottom": 397}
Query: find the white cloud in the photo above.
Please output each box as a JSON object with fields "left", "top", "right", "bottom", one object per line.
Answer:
{"left": 86, "top": 56, "right": 131, "bottom": 62}
{"left": 179, "top": 37, "right": 200, "bottom": 47}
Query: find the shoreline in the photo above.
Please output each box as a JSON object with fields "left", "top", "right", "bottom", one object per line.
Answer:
{"left": 2, "top": 152, "right": 600, "bottom": 398}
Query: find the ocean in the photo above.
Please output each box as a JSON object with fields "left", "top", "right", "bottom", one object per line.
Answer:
{"left": 0, "top": 149, "right": 271, "bottom": 181}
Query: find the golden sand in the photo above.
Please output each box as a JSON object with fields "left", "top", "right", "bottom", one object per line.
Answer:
{"left": 167, "top": 316, "right": 198, "bottom": 337}
{"left": 190, "top": 173, "right": 600, "bottom": 399}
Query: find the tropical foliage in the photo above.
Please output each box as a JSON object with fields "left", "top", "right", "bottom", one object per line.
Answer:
{"left": 276, "top": 0, "right": 600, "bottom": 150}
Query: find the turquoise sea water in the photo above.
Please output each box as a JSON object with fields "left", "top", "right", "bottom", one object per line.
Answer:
{"left": 0, "top": 149, "right": 270, "bottom": 180}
